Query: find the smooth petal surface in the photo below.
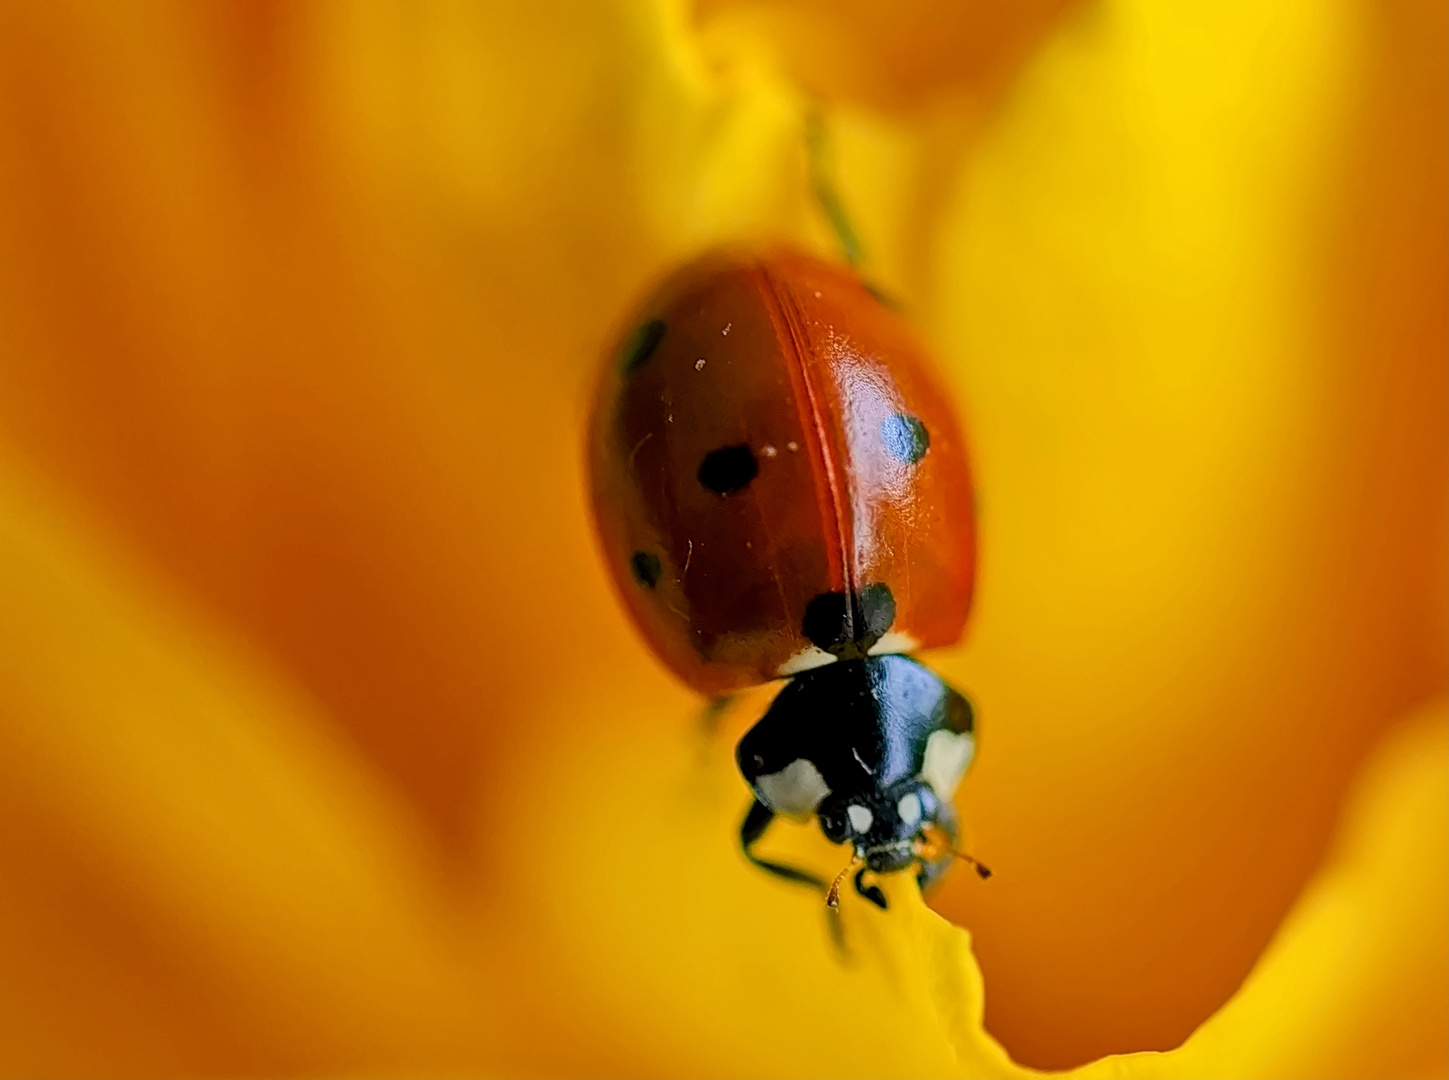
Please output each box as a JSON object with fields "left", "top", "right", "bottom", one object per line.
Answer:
{"left": 0, "top": 454, "right": 492, "bottom": 1075}
{"left": 0, "top": 0, "right": 1442, "bottom": 1076}
{"left": 919, "top": 0, "right": 1447, "bottom": 1060}
{"left": 1082, "top": 703, "right": 1449, "bottom": 1080}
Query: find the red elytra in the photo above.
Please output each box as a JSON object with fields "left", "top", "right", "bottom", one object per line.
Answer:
{"left": 588, "top": 249, "right": 976, "bottom": 697}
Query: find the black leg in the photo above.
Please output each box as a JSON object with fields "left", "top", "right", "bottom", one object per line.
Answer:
{"left": 739, "top": 799, "right": 827, "bottom": 891}
{"left": 697, "top": 694, "right": 732, "bottom": 735}
{"left": 853, "top": 867, "right": 888, "bottom": 910}
{"left": 806, "top": 111, "right": 862, "bottom": 268}
{"left": 915, "top": 849, "right": 955, "bottom": 894}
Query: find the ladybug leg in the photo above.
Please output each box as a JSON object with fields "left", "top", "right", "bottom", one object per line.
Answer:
{"left": 915, "top": 799, "right": 959, "bottom": 895}
{"left": 739, "top": 799, "right": 828, "bottom": 892}
{"left": 697, "top": 694, "right": 733, "bottom": 735}
{"left": 853, "top": 867, "right": 889, "bottom": 910}
{"left": 806, "top": 110, "right": 862, "bottom": 268}
{"left": 914, "top": 799, "right": 992, "bottom": 888}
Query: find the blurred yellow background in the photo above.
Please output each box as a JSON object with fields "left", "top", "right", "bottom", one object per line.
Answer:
{"left": 0, "top": 0, "right": 1443, "bottom": 1076}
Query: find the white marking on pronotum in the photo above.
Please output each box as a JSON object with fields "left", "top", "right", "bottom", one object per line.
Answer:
{"left": 847, "top": 804, "right": 874, "bottom": 834}
{"left": 851, "top": 747, "right": 874, "bottom": 775}
{"left": 761, "top": 444, "right": 778, "bottom": 459}
{"left": 721, "top": 322, "right": 732, "bottom": 336}
{"left": 868, "top": 630, "right": 920, "bottom": 656}
{"left": 756, "top": 759, "right": 831, "bottom": 820}
{"left": 786, "top": 441, "right": 799, "bottom": 452}
{"left": 897, "top": 792, "right": 923, "bottom": 828}
{"left": 921, "top": 729, "right": 975, "bottom": 801}
{"left": 775, "top": 645, "right": 837, "bottom": 677}
{"left": 694, "top": 357, "right": 706, "bottom": 370}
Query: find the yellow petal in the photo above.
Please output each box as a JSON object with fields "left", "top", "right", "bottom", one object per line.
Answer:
{"left": 695, "top": 0, "right": 1077, "bottom": 113}
{"left": 1077, "top": 703, "right": 1449, "bottom": 1079}
{"left": 916, "top": 0, "right": 1447, "bottom": 1060}
{"left": 470, "top": 670, "right": 1448, "bottom": 1079}
{"left": 0, "top": 0, "right": 1443, "bottom": 1076}
{"left": 484, "top": 688, "right": 1012, "bottom": 1078}
{"left": 0, "top": 451, "right": 494, "bottom": 1073}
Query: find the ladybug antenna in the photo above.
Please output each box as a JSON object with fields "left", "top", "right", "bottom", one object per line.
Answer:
{"left": 825, "top": 853, "right": 865, "bottom": 909}
{"left": 914, "top": 827, "right": 993, "bottom": 880}
{"left": 950, "top": 849, "right": 993, "bottom": 880}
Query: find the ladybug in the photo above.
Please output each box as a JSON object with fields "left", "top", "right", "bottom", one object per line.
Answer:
{"left": 588, "top": 248, "right": 987, "bottom": 910}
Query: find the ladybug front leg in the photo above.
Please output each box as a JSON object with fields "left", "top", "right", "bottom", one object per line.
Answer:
{"left": 915, "top": 797, "right": 959, "bottom": 894}
{"left": 852, "top": 867, "right": 889, "bottom": 910}
{"left": 739, "top": 799, "right": 828, "bottom": 893}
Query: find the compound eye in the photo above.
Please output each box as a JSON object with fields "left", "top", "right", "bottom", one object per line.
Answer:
{"left": 819, "top": 810, "right": 847, "bottom": 842}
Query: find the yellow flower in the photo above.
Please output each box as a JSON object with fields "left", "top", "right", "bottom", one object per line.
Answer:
{"left": 0, "top": 0, "right": 1443, "bottom": 1076}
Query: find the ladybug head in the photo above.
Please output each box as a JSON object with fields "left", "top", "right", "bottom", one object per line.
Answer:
{"left": 818, "top": 780, "right": 941, "bottom": 873}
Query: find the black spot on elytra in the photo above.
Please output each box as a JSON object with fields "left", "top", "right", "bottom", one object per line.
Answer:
{"left": 802, "top": 582, "right": 896, "bottom": 657}
{"left": 629, "top": 550, "right": 662, "bottom": 588}
{"left": 620, "top": 319, "right": 666, "bottom": 375}
{"left": 881, "top": 413, "right": 929, "bottom": 465}
{"left": 697, "top": 444, "right": 758, "bottom": 495}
